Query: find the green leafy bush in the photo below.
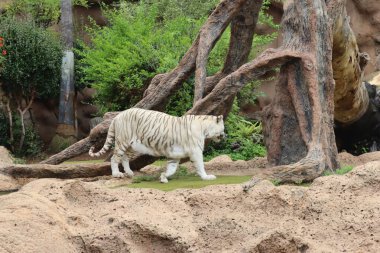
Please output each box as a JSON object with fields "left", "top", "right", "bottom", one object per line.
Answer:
{"left": 5, "top": 0, "right": 87, "bottom": 27}
{"left": 0, "top": 17, "right": 61, "bottom": 155}
{"left": 76, "top": 1, "right": 205, "bottom": 114}
{"left": 0, "top": 112, "right": 43, "bottom": 157}
{"left": 204, "top": 102, "right": 266, "bottom": 161}
{"left": 0, "top": 18, "right": 62, "bottom": 99}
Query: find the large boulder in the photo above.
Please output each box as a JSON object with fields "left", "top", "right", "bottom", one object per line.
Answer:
{"left": 0, "top": 146, "right": 13, "bottom": 165}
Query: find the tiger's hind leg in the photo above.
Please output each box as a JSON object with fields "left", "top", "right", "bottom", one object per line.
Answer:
{"left": 160, "top": 159, "right": 180, "bottom": 183}
{"left": 110, "top": 146, "right": 125, "bottom": 178}
{"left": 122, "top": 152, "right": 134, "bottom": 178}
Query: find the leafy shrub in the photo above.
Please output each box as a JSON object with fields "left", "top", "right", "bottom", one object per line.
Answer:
{"left": 0, "top": 112, "right": 43, "bottom": 157}
{"left": 204, "top": 102, "right": 266, "bottom": 161}
{"left": 0, "top": 17, "right": 62, "bottom": 100}
{"left": 5, "top": 0, "right": 87, "bottom": 27}
{"left": 0, "top": 17, "right": 61, "bottom": 154}
{"left": 76, "top": 1, "right": 205, "bottom": 114}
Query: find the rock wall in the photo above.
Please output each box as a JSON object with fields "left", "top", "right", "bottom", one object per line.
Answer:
{"left": 29, "top": 88, "right": 97, "bottom": 144}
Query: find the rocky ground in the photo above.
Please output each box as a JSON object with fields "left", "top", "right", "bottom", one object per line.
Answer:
{"left": 1, "top": 148, "right": 380, "bottom": 252}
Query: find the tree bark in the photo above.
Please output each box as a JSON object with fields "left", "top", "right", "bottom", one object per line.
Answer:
{"left": 193, "top": 0, "right": 250, "bottom": 103}
{"left": 1, "top": 163, "right": 111, "bottom": 179}
{"left": 16, "top": 92, "right": 35, "bottom": 151}
{"left": 261, "top": 0, "right": 338, "bottom": 178}
{"left": 328, "top": 0, "right": 369, "bottom": 124}
{"left": 5, "top": 99, "right": 13, "bottom": 151}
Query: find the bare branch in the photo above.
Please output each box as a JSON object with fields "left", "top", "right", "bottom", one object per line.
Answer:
{"left": 193, "top": 0, "right": 248, "bottom": 103}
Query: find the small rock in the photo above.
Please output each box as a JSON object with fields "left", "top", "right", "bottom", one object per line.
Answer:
{"left": 0, "top": 146, "right": 13, "bottom": 165}
{"left": 0, "top": 174, "right": 19, "bottom": 192}
{"left": 207, "top": 155, "right": 233, "bottom": 164}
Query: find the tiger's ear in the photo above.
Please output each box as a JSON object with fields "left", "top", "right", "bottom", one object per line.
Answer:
{"left": 216, "top": 115, "right": 223, "bottom": 123}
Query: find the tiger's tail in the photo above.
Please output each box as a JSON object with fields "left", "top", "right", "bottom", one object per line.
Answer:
{"left": 89, "top": 120, "right": 115, "bottom": 157}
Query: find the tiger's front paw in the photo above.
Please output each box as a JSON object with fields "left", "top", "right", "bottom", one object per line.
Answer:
{"left": 160, "top": 174, "right": 168, "bottom": 183}
{"left": 112, "top": 171, "right": 125, "bottom": 178}
{"left": 124, "top": 171, "right": 134, "bottom": 178}
{"left": 201, "top": 174, "right": 216, "bottom": 180}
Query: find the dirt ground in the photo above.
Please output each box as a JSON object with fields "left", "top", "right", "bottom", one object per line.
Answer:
{"left": 1, "top": 149, "right": 380, "bottom": 252}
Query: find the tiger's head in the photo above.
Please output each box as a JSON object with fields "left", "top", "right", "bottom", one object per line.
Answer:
{"left": 204, "top": 115, "right": 226, "bottom": 142}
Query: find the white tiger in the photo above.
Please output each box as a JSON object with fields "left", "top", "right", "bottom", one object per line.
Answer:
{"left": 89, "top": 108, "right": 226, "bottom": 183}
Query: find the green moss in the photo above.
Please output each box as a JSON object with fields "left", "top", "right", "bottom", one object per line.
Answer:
{"left": 62, "top": 159, "right": 104, "bottom": 164}
{"left": 117, "top": 175, "right": 252, "bottom": 192}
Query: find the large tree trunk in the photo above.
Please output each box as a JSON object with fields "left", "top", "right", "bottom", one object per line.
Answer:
{"left": 263, "top": 0, "right": 338, "bottom": 172}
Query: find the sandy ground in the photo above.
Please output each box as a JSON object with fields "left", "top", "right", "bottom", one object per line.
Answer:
{"left": 0, "top": 149, "right": 380, "bottom": 252}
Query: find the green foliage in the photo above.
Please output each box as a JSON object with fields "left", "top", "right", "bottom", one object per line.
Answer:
{"left": 169, "top": 166, "right": 196, "bottom": 179}
{"left": 143, "top": 0, "right": 219, "bottom": 21}
{"left": 0, "top": 112, "right": 43, "bottom": 157}
{"left": 76, "top": 1, "right": 206, "bottom": 113}
{"left": 0, "top": 112, "right": 10, "bottom": 147}
{"left": 5, "top": 0, "right": 88, "bottom": 27}
{"left": 47, "top": 135, "right": 74, "bottom": 154}
{"left": 323, "top": 165, "right": 354, "bottom": 176}
{"left": 204, "top": 102, "right": 266, "bottom": 161}
{"left": 0, "top": 18, "right": 62, "bottom": 100}
{"left": 6, "top": 0, "right": 60, "bottom": 27}
{"left": 271, "top": 179, "right": 281, "bottom": 186}
{"left": 132, "top": 174, "right": 160, "bottom": 183}
{"left": 165, "top": 80, "right": 194, "bottom": 116}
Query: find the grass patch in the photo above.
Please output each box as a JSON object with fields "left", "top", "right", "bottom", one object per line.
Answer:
{"left": 126, "top": 175, "right": 252, "bottom": 191}
{"left": 132, "top": 165, "right": 192, "bottom": 183}
{"left": 152, "top": 159, "right": 167, "bottom": 167}
{"left": 63, "top": 159, "right": 104, "bottom": 164}
{"left": 323, "top": 165, "right": 354, "bottom": 176}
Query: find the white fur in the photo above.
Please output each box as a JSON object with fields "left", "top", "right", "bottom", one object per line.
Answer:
{"left": 89, "top": 108, "right": 225, "bottom": 182}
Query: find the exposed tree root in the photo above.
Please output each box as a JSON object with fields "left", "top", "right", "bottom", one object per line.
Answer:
{"left": 1, "top": 163, "right": 111, "bottom": 179}
{"left": 243, "top": 146, "right": 327, "bottom": 192}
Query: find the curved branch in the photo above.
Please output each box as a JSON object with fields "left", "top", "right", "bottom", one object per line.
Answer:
{"left": 193, "top": 0, "right": 248, "bottom": 103}
{"left": 136, "top": 0, "right": 248, "bottom": 110}
{"left": 203, "top": 0, "right": 263, "bottom": 99}
{"left": 189, "top": 49, "right": 306, "bottom": 116}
